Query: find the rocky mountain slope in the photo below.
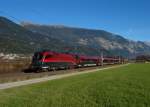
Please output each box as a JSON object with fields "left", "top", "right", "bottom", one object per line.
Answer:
{"left": 0, "top": 16, "right": 150, "bottom": 57}
{"left": 22, "top": 22, "right": 150, "bottom": 57}
{"left": 0, "top": 17, "right": 71, "bottom": 54}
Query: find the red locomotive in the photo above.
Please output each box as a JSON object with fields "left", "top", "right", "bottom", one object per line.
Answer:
{"left": 30, "top": 50, "right": 123, "bottom": 72}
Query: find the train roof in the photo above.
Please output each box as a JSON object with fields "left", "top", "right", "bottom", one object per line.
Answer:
{"left": 33, "top": 50, "right": 124, "bottom": 60}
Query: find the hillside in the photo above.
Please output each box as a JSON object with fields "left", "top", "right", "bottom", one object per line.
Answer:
{"left": 0, "top": 16, "right": 150, "bottom": 57}
{"left": 22, "top": 23, "right": 150, "bottom": 57}
{"left": 0, "top": 17, "right": 70, "bottom": 54}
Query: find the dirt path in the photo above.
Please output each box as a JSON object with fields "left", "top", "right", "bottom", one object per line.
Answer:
{"left": 0, "top": 64, "right": 130, "bottom": 90}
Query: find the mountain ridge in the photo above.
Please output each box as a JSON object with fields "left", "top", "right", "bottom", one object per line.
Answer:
{"left": 21, "top": 22, "right": 150, "bottom": 57}
{"left": 0, "top": 16, "right": 150, "bottom": 57}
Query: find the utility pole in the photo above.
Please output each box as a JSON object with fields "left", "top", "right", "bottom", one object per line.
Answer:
{"left": 101, "top": 50, "right": 104, "bottom": 66}
{"left": 119, "top": 52, "right": 121, "bottom": 64}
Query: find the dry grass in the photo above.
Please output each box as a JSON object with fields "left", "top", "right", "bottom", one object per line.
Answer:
{"left": 0, "top": 59, "right": 31, "bottom": 73}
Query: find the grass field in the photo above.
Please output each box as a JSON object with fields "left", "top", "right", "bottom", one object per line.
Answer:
{"left": 0, "top": 63, "right": 150, "bottom": 107}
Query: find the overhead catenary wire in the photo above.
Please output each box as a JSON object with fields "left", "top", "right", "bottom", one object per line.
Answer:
{"left": 0, "top": 10, "right": 22, "bottom": 24}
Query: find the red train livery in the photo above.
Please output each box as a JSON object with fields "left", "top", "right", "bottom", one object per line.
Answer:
{"left": 30, "top": 50, "right": 123, "bottom": 72}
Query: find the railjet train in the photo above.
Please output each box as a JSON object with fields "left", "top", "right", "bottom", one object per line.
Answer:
{"left": 30, "top": 50, "right": 124, "bottom": 72}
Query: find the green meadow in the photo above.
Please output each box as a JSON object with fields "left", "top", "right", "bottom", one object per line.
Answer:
{"left": 0, "top": 63, "right": 150, "bottom": 107}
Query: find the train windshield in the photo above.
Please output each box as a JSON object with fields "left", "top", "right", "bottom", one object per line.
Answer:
{"left": 33, "top": 53, "right": 43, "bottom": 61}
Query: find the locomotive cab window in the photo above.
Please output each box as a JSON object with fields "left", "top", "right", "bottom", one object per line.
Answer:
{"left": 33, "top": 53, "right": 43, "bottom": 60}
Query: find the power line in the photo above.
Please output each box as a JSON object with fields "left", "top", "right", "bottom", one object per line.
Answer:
{"left": 0, "top": 10, "right": 21, "bottom": 23}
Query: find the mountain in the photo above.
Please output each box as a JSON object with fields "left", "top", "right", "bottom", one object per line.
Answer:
{"left": 22, "top": 22, "right": 150, "bottom": 57}
{"left": 0, "top": 17, "right": 71, "bottom": 54}
{"left": 0, "top": 16, "right": 150, "bottom": 57}
{"left": 144, "top": 42, "right": 150, "bottom": 47}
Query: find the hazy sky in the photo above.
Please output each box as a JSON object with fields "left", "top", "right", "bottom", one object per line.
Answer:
{"left": 0, "top": 0, "right": 150, "bottom": 41}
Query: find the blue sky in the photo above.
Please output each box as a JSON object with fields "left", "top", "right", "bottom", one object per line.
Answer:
{"left": 0, "top": 0, "right": 150, "bottom": 41}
